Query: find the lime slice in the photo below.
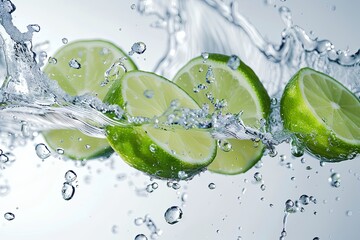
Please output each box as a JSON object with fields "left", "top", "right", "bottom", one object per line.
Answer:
{"left": 280, "top": 67, "right": 360, "bottom": 161}
{"left": 173, "top": 54, "right": 270, "bottom": 175}
{"left": 43, "top": 39, "right": 136, "bottom": 160}
{"left": 104, "top": 70, "right": 217, "bottom": 179}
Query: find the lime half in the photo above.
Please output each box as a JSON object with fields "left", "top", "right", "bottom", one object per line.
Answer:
{"left": 43, "top": 39, "right": 136, "bottom": 160}
{"left": 104, "top": 70, "right": 217, "bottom": 179}
{"left": 280, "top": 67, "right": 360, "bottom": 161}
{"left": 173, "top": 54, "right": 270, "bottom": 175}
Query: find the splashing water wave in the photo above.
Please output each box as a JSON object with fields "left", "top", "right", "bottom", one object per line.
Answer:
{"left": 0, "top": 0, "right": 358, "bottom": 152}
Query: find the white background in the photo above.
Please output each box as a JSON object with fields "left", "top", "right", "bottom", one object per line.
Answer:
{"left": 0, "top": 0, "right": 359, "bottom": 239}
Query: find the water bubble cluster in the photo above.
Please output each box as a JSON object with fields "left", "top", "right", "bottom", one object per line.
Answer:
{"left": 61, "top": 170, "right": 77, "bottom": 200}
{"left": 134, "top": 215, "right": 162, "bottom": 239}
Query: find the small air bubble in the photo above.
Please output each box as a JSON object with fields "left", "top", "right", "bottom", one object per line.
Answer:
{"left": 69, "top": 59, "right": 81, "bottom": 69}
{"left": 130, "top": 4, "right": 136, "bottom": 10}
{"left": 144, "top": 89, "right": 154, "bottom": 99}
{"left": 62, "top": 38, "right": 68, "bottom": 44}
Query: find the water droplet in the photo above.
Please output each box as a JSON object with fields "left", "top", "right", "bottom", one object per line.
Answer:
{"left": 227, "top": 55, "right": 241, "bottom": 70}
{"left": 164, "top": 206, "right": 183, "bottom": 225}
{"left": 201, "top": 52, "right": 209, "bottom": 62}
{"left": 0, "top": 185, "right": 10, "bottom": 196}
{"left": 271, "top": 98, "right": 278, "bottom": 105}
{"left": 69, "top": 59, "right": 81, "bottom": 69}
{"left": 299, "top": 194, "right": 310, "bottom": 205}
{"left": 290, "top": 139, "right": 304, "bottom": 157}
{"left": 56, "top": 148, "right": 65, "bottom": 155}
{"left": 278, "top": 6, "right": 293, "bottom": 27}
{"left": 149, "top": 144, "right": 157, "bottom": 153}
{"left": 254, "top": 172, "right": 262, "bottom": 182}
{"left": 111, "top": 225, "right": 119, "bottom": 234}
{"left": 48, "top": 57, "right": 57, "bottom": 64}
{"left": 28, "top": 24, "right": 40, "bottom": 32}
{"left": 130, "top": 42, "right": 146, "bottom": 55}
{"left": 134, "top": 234, "right": 148, "bottom": 240}
{"left": 4, "top": 212, "right": 15, "bottom": 221}
{"left": 208, "top": 183, "right": 216, "bottom": 190}
{"left": 35, "top": 143, "right": 51, "bottom": 159}
{"left": 285, "top": 199, "right": 297, "bottom": 213}
{"left": 177, "top": 171, "right": 188, "bottom": 180}
{"left": 181, "top": 193, "right": 188, "bottom": 202}
{"left": 62, "top": 182, "right": 75, "bottom": 201}
{"left": 217, "top": 139, "right": 232, "bottom": 152}
{"left": 0, "top": 154, "right": 9, "bottom": 163}
{"left": 329, "top": 172, "right": 341, "bottom": 188}
{"left": 134, "top": 217, "right": 144, "bottom": 226}
{"left": 205, "top": 66, "right": 215, "bottom": 83}
{"left": 65, "top": 170, "right": 77, "bottom": 183}
{"left": 146, "top": 184, "right": 154, "bottom": 193}
{"left": 172, "top": 182, "right": 181, "bottom": 190}
{"left": 144, "top": 89, "right": 154, "bottom": 98}
{"left": 255, "top": 160, "right": 263, "bottom": 168}
{"left": 21, "top": 122, "right": 31, "bottom": 137}
{"left": 268, "top": 149, "right": 278, "bottom": 157}
{"left": 62, "top": 38, "right": 68, "bottom": 44}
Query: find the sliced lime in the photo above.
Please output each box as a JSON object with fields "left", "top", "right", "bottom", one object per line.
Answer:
{"left": 173, "top": 54, "right": 270, "bottom": 175}
{"left": 43, "top": 39, "right": 136, "bottom": 160}
{"left": 280, "top": 67, "right": 360, "bottom": 161}
{"left": 104, "top": 70, "right": 217, "bottom": 179}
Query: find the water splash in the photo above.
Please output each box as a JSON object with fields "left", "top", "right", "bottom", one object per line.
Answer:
{"left": 138, "top": 0, "right": 359, "bottom": 97}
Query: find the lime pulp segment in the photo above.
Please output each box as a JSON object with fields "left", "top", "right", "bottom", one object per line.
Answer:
{"left": 43, "top": 39, "right": 136, "bottom": 160}
{"left": 173, "top": 54, "right": 270, "bottom": 174}
{"left": 105, "top": 71, "right": 217, "bottom": 179}
{"left": 301, "top": 71, "right": 360, "bottom": 144}
{"left": 280, "top": 67, "right": 360, "bottom": 161}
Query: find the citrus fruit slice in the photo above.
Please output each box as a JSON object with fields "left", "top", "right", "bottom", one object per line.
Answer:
{"left": 280, "top": 67, "right": 360, "bottom": 161}
{"left": 104, "top": 70, "right": 217, "bottom": 179}
{"left": 173, "top": 54, "right": 270, "bottom": 175}
{"left": 43, "top": 39, "right": 136, "bottom": 160}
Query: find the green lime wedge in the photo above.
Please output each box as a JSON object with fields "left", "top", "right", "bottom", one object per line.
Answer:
{"left": 43, "top": 39, "right": 136, "bottom": 160}
{"left": 104, "top": 70, "right": 217, "bottom": 179}
{"left": 173, "top": 54, "right": 270, "bottom": 175}
{"left": 280, "top": 67, "right": 360, "bottom": 161}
